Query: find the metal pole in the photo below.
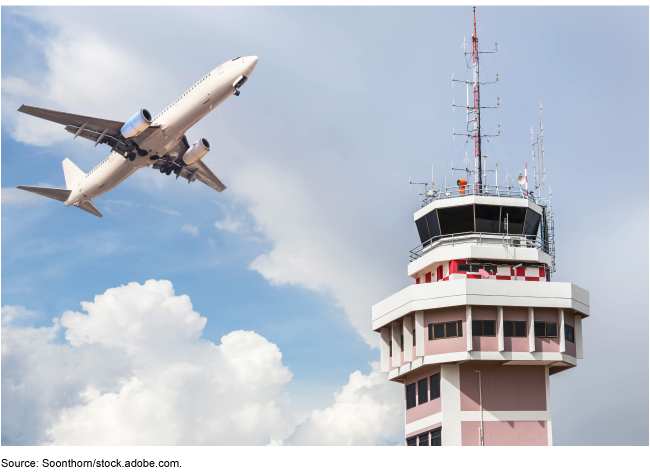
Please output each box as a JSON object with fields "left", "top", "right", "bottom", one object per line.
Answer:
{"left": 476, "top": 369, "right": 484, "bottom": 446}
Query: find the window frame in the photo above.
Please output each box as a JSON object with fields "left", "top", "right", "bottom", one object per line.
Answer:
{"left": 428, "top": 320, "right": 463, "bottom": 340}
{"left": 406, "top": 383, "right": 416, "bottom": 410}
{"left": 417, "top": 378, "right": 428, "bottom": 405}
{"left": 534, "top": 321, "right": 558, "bottom": 338}
{"left": 430, "top": 428, "right": 442, "bottom": 446}
{"left": 471, "top": 319, "right": 496, "bottom": 337}
{"left": 406, "top": 435, "right": 417, "bottom": 446}
{"left": 430, "top": 373, "right": 440, "bottom": 400}
{"left": 503, "top": 320, "right": 527, "bottom": 338}
{"left": 564, "top": 324, "right": 575, "bottom": 343}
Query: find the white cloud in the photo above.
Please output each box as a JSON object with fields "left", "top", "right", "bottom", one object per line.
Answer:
{"left": 282, "top": 363, "right": 404, "bottom": 446}
{"left": 214, "top": 213, "right": 243, "bottom": 233}
{"left": 1, "top": 305, "right": 36, "bottom": 324}
{"left": 2, "top": 280, "right": 294, "bottom": 446}
{"left": 2, "top": 15, "right": 166, "bottom": 148}
{"left": 152, "top": 206, "right": 181, "bottom": 216}
{"left": 229, "top": 164, "right": 393, "bottom": 347}
{"left": 181, "top": 224, "right": 199, "bottom": 236}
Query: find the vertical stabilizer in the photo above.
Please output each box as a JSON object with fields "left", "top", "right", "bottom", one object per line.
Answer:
{"left": 62, "top": 158, "right": 85, "bottom": 190}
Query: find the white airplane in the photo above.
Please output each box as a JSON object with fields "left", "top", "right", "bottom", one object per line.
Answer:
{"left": 16, "top": 56, "right": 259, "bottom": 217}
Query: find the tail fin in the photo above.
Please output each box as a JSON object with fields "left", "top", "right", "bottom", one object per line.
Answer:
{"left": 62, "top": 158, "right": 85, "bottom": 190}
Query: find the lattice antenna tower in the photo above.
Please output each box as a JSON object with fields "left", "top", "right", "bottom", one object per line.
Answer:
{"left": 530, "top": 103, "right": 547, "bottom": 197}
{"left": 452, "top": 7, "right": 501, "bottom": 190}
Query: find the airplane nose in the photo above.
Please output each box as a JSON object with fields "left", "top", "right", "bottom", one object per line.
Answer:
{"left": 244, "top": 56, "right": 258, "bottom": 76}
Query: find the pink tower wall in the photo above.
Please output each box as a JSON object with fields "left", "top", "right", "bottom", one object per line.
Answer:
{"left": 461, "top": 421, "right": 548, "bottom": 446}
{"left": 459, "top": 364, "right": 547, "bottom": 411}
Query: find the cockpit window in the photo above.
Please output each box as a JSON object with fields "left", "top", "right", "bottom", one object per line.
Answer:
{"left": 231, "top": 57, "right": 241, "bottom": 61}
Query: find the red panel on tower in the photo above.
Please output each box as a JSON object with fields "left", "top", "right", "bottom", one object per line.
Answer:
{"left": 425, "top": 273, "right": 432, "bottom": 283}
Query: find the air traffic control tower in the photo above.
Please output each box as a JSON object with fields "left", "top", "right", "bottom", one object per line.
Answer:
{"left": 371, "top": 184, "right": 590, "bottom": 446}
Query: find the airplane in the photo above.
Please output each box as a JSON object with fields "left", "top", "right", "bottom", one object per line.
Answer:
{"left": 15, "top": 55, "right": 259, "bottom": 218}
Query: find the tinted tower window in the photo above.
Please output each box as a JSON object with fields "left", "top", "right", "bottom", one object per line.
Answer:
{"left": 415, "top": 217, "right": 430, "bottom": 244}
{"left": 406, "top": 383, "right": 416, "bottom": 409}
{"left": 426, "top": 210, "right": 441, "bottom": 240}
{"left": 437, "top": 205, "right": 475, "bottom": 234}
{"left": 430, "top": 373, "right": 440, "bottom": 400}
{"left": 500, "top": 206, "right": 526, "bottom": 234}
{"left": 418, "top": 378, "right": 428, "bottom": 405}
{"left": 523, "top": 209, "right": 542, "bottom": 236}
{"left": 475, "top": 205, "right": 501, "bottom": 233}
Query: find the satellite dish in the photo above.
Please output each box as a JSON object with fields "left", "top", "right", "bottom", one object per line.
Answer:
{"left": 516, "top": 174, "right": 526, "bottom": 185}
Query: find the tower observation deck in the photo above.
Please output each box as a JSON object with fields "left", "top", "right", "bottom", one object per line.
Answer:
{"left": 371, "top": 10, "right": 589, "bottom": 447}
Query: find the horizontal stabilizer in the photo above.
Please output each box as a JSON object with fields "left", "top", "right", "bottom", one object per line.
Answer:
{"left": 16, "top": 186, "right": 71, "bottom": 202}
{"left": 76, "top": 200, "right": 103, "bottom": 218}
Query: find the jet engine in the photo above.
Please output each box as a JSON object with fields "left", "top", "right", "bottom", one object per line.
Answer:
{"left": 120, "top": 109, "right": 153, "bottom": 139}
{"left": 182, "top": 138, "right": 211, "bottom": 166}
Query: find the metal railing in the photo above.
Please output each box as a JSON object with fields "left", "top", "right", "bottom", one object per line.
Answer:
{"left": 420, "top": 184, "right": 542, "bottom": 208}
{"left": 409, "top": 231, "right": 551, "bottom": 262}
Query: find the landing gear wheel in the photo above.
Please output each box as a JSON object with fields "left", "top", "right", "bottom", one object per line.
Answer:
{"left": 165, "top": 167, "right": 173, "bottom": 176}
{"left": 234, "top": 90, "right": 240, "bottom": 96}
{"left": 160, "top": 165, "right": 167, "bottom": 174}
{"left": 128, "top": 152, "right": 136, "bottom": 161}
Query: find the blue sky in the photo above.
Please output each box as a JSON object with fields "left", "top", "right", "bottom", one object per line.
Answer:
{"left": 2, "top": 6, "right": 648, "bottom": 446}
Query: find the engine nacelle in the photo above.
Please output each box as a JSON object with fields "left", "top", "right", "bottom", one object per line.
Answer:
{"left": 182, "top": 138, "right": 211, "bottom": 166}
{"left": 120, "top": 109, "right": 153, "bottom": 139}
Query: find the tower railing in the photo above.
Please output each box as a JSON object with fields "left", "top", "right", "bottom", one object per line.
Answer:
{"left": 420, "top": 184, "right": 541, "bottom": 208}
{"left": 409, "top": 231, "right": 550, "bottom": 262}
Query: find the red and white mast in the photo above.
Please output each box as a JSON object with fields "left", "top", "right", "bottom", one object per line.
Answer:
{"left": 472, "top": 6, "right": 482, "bottom": 190}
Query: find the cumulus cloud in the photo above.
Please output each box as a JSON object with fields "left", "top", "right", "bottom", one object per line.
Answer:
{"left": 2, "top": 281, "right": 407, "bottom": 446}
{"left": 2, "top": 280, "right": 294, "bottom": 446}
{"left": 228, "top": 164, "right": 392, "bottom": 347}
{"left": 181, "top": 224, "right": 199, "bottom": 236}
{"left": 282, "top": 363, "right": 404, "bottom": 446}
{"left": 1, "top": 305, "right": 36, "bottom": 324}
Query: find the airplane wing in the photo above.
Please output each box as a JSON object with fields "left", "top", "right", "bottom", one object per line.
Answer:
{"left": 151, "top": 136, "right": 227, "bottom": 193}
{"left": 17, "top": 105, "right": 158, "bottom": 152}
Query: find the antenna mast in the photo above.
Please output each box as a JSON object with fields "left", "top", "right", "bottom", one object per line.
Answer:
{"left": 472, "top": 6, "right": 482, "bottom": 188}
{"left": 452, "top": 7, "right": 500, "bottom": 194}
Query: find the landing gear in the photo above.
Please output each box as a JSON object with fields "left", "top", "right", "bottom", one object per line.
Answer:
{"left": 128, "top": 152, "right": 136, "bottom": 161}
{"left": 165, "top": 167, "right": 173, "bottom": 176}
{"left": 234, "top": 90, "right": 240, "bottom": 96}
{"left": 160, "top": 165, "right": 166, "bottom": 174}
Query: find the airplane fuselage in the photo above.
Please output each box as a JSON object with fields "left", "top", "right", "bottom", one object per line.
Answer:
{"left": 64, "top": 56, "right": 258, "bottom": 207}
